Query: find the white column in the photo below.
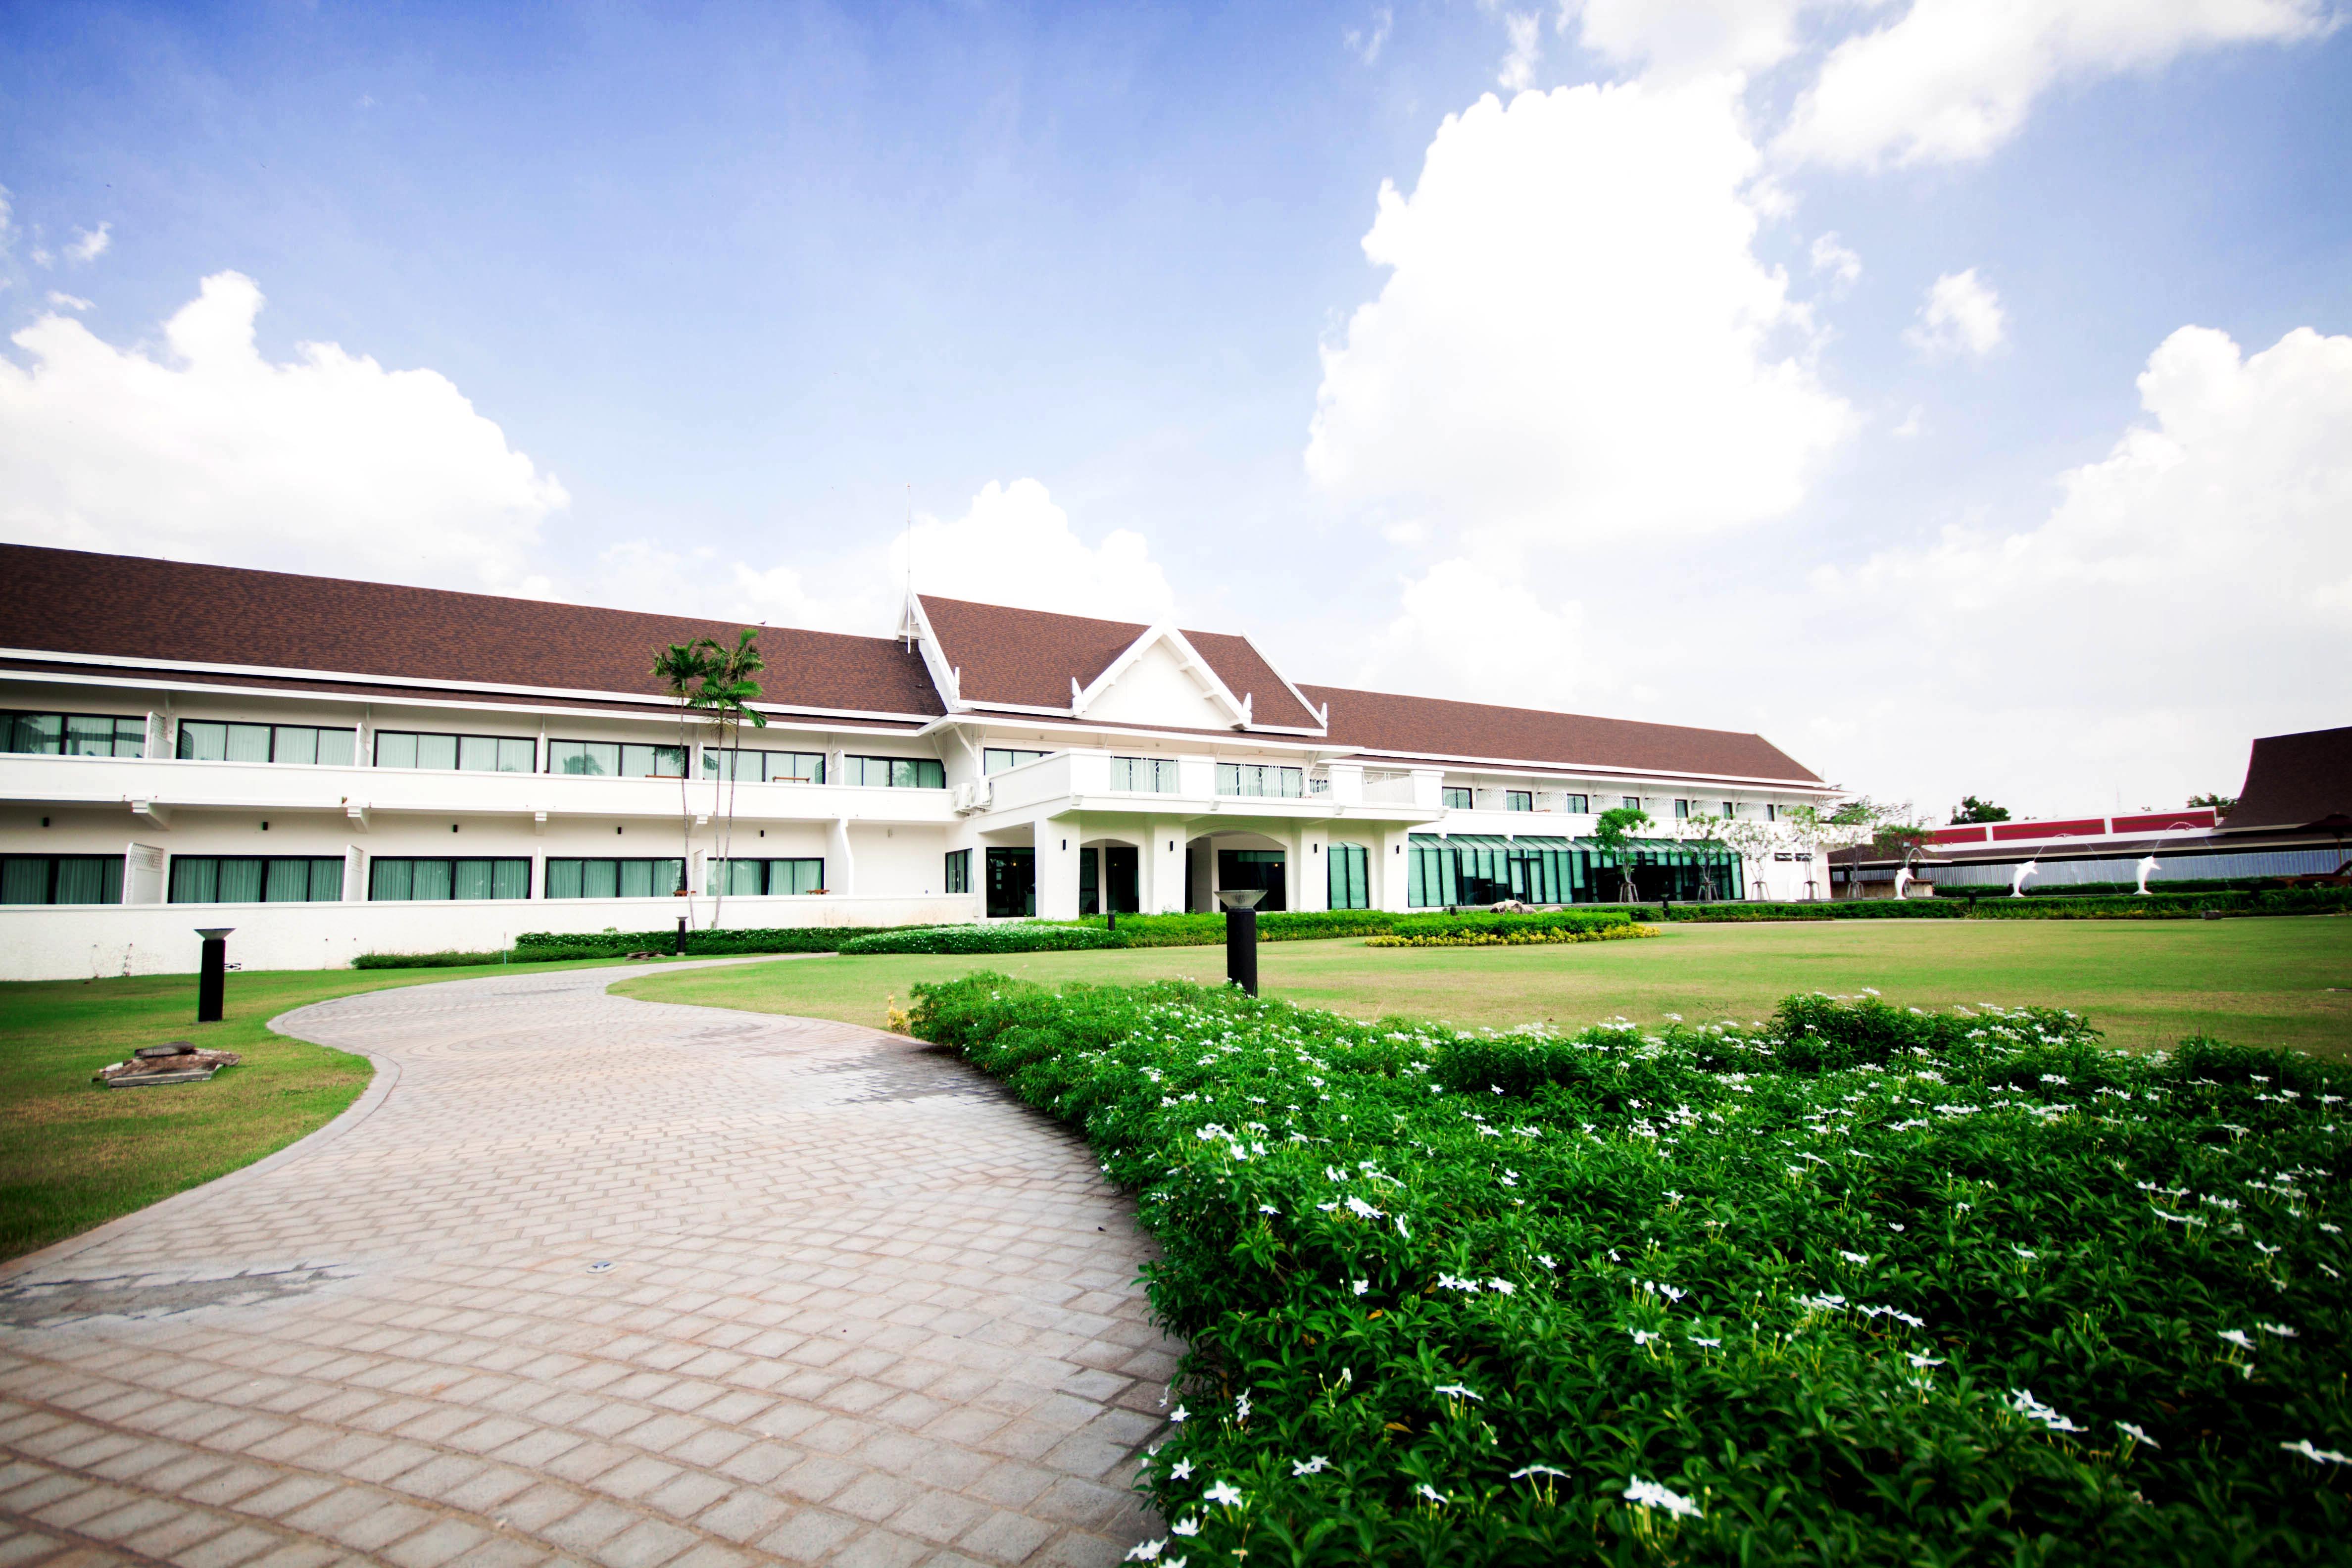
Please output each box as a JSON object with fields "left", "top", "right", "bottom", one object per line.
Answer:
{"left": 346, "top": 844, "right": 368, "bottom": 903}
{"left": 1295, "top": 823, "right": 1329, "bottom": 911}
{"left": 827, "top": 817, "right": 856, "bottom": 896}
{"left": 1035, "top": 813, "right": 1080, "bottom": 920}
{"left": 1145, "top": 818, "right": 1186, "bottom": 914}
{"left": 1410, "top": 768, "right": 1446, "bottom": 811}
{"left": 1376, "top": 826, "right": 1414, "bottom": 912}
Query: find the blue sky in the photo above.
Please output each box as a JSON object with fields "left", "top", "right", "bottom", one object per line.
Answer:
{"left": 3, "top": 0, "right": 2349, "bottom": 818}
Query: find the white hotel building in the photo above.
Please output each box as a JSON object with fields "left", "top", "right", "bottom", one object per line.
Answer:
{"left": 0, "top": 545, "right": 1834, "bottom": 980}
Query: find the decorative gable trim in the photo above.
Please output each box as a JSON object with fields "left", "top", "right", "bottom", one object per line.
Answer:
{"left": 1233, "top": 631, "right": 1329, "bottom": 732}
{"left": 898, "top": 593, "right": 964, "bottom": 711}
{"left": 1071, "top": 624, "right": 1250, "bottom": 729}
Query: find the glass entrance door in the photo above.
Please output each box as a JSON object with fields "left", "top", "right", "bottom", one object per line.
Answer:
{"left": 985, "top": 847, "right": 1035, "bottom": 917}
{"left": 1105, "top": 846, "right": 1140, "bottom": 913}
{"left": 1217, "top": 849, "right": 1287, "bottom": 912}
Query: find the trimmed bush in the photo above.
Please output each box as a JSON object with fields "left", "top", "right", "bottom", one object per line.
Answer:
{"left": 836, "top": 925, "right": 1121, "bottom": 955}
{"left": 510, "top": 925, "right": 932, "bottom": 961}
{"left": 912, "top": 975, "right": 2352, "bottom": 1565}
{"left": 1071, "top": 909, "right": 1403, "bottom": 947}
{"left": 1368, "top": 922, "right": 1657, "bottom": 948}
{"left": 351, "top": 949, "right": 515, "bottom": 969}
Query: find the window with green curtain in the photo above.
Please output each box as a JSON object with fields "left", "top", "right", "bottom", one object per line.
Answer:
{"left": 549, "top": 739, "right": 618, "bottom": 775}
{"left": 218, "top": 857, "right": 267, "bottom": 901}
{"left": 368, "top": 857, "right": 530, "bottom": 900}
{"left": 983, "top": 748, "right": 1049, "bottom": 774}
{"left": 944, "top": 849, "right": 971, "bottom": 893}
{"left": 619, "top": 744, "right": 686, "bottom": 778}
{"left": 1215, "top": 763, "right": 1303, "bottom": 798}
{"left": 848, "top": 755, "right": 943, "bottom": 788}
{"left": 2, "top": 712, "right": 144, "bottom": 756}
{"left": 543, "top": 858, "right": 684, "bottom": 898}
{"left": 172, "top": 720, "right": 352, "bottom": 764}
{"left": 701, "top": 748, "right": 825, "bottom": 783}
{"left": 166, "top": 857, "right": 342, "bottom": 904}
{"left": 274, "top": 727, "right": 320, "bottom": 765}
{"left": 0, "top": 856, "right": 125, "bottom": 904}
{"left": 1443, "top": 787, "right": 1473, "bottom": 810}
{"left": 264, "top": 858, "right": 311, "bottom": 901}
{"left": 1563, "top": 793, "right": 1589, "bottom": 813}
{"left": 705, "top": 857, "right": 825, "bottom": 895}
{"left": 1506, "top": 791, "right": 1533, "bottom": 812}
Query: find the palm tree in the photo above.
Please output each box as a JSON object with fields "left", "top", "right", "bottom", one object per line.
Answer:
{"left": 652, "top": 639, "right": 719, "bottom": 910}
{"left": 700, "top": 628, "right": 768, "bottom": 929}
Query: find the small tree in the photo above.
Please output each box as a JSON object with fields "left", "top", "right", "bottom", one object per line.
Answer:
{"left": 1591, "top": 805, "right": 1653, "bottom": 903}
{"left": 1677, "top": 812, "right": 1729, "bottom": 900}
{"left": 1718, "top": 814, "right": 1786, "bottom": 898}
{"left": 700, "top": 629, "right": 768, "bottom": 930}
{"left": 652, "top": 639, "right": 720, "bottom": 908}
{"left": 2189, "top": 792, "right": 2238, "bottom": 815}
{"left": 1951, "top": 794, "right": 2010, "bottom": 824}
{"left": 1792, "top": 796, "right": 1927, "bottom": 899}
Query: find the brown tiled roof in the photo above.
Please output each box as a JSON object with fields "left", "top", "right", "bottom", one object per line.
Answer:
{"left": 915, "top": 596, "right": 1323, "bottom": 727}
{"left": 2222, "top": 726, "right": 2352, "bottom": 833}
{"left": 1301, "top": 684, "right": 1823, "bottom": 784}
{"left": 0, "top": 545, "right": 943, "bottom": 717}
{"left": 918, "top": 596, "right": 1143, "bottom": 709}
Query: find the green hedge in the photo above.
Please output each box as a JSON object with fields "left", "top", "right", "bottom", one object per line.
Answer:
{"left": 836, "top": 925, "right": 1122, "bottom": 955}
{"left": 1387, "top": 909, "right": 1632, "bottom": 938}
{"left": 351, "top": 949, "right": 517, "bottom": 969}
{"left": 1656, "top": 887, "right": 2352, "bottom": 922}
{"left": 911, "top": 976, "right": 2352, "bottom": 1564}
{"left": 510, "top": 924, "right": 932, "bottom": 961}
{"left": 1070, "top": 909, "right": 1401, "bottom": 947}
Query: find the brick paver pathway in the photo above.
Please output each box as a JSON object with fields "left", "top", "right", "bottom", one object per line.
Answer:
{"left": 0, "top": 965, "right": 1179, "bottom": 1567}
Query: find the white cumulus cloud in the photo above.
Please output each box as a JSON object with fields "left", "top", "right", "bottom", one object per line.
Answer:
{"left": 65, "top": 223, "right": 111, "bottom": 264}
{"left": 1813, "top": 322, "right": 2352, "bottom": 809}
{"left": 1775, "top": 0, "right": 2335, "bottom": 168}
{"left": 1906, "top": 268, "right": 2006, "bottom": 359}
{"left": 0, "top": 272, "right": 567, "bottom": 590}
{"left": 1350, "top": 552, "right": 1604, "bottom": 711}
{"left": 1566, "top": 0, "right": 1866, "bottom": 80}
{"left": 1810, "top": 231, "right": 1862, "bottom": 291}
{"left": 591, "top": 477, "right": 1177, "bottom": 637}
{"left": 1498, "top": 11, "right": 1544, "bottom": 89}
{"left": 1305, "top": 77, "right": 1855, "bottom": 546}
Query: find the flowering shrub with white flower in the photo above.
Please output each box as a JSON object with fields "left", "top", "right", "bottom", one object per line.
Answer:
{"left": 911, "top": 979, "right": 2352, "bottom": 1563}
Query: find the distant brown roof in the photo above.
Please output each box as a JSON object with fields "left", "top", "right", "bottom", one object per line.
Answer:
{"left": 1302, "top": 684, "right": 1823, "bottom": 784}
{"left": 0, "top": 545, "right": 943, "bottom": 717}
{"left": 915, "top": 596, "right": 1322, "bottom": 728}
{"left": 2222, "top": 726, "right": 2352, "bottom": 833}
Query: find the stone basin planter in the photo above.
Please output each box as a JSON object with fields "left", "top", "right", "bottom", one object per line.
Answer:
{"left": 94, "top": 1041, "right": 242, "bottom": 1088}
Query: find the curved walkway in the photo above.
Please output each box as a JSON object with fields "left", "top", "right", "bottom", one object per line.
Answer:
{"left": 0, "top": 965, "right": 1178, "bottom": 1568}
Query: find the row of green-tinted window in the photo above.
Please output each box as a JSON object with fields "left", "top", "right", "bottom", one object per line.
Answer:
{"left": 1216, "top": 763, "right": 1304, "bottom": 798}
{"left": 0, "top": 855, "right": 125, "bottom": 904}
{"left": 1326, "top": 843, "right": 1370, "bottom": 910}
{"left": 704, "top": 749, "right": 826, "bottom": 783}
{"left": 544, "top": 858, "right": 681, "bottom": 898}
{"left": 170, "top": 856, "right": 345, "bottom": 903}
{"left": 177, "top": 722, "right": 357, "bottom": 766}
{"left": 944, "top": 848, "right": 972, "bottom": 894}
{"left": 372, "top": 858, "right": 533, "bottom": 901}
{"left": 982, "top": 749, "right": 1048, "bottom": 774}
{"left": 1111, "top": 757, "right": 1181, "bottom": 792}
{"left": 376, "top": 731, "right": 537, "bottom": 773}
{"left": 705, "top": 857, "right": 824, "bottom": 896}
{"left": 1406, "top": 836, "right": 1744, "bottom": 908}
{"left": 2, "top": 713, "right": 146, "bottom": 757}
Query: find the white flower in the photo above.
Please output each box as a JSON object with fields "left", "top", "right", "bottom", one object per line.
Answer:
{"left": 1352, "top": 1279, "right": 1369, "bottom": 1296}
{"left": 1170, "top": 1459, "right": 1193, "bottom": 1479}
{"left": 1907, "top": 1353, "right": 1945, "bottom": 1369}
{"left": 2260, "top": 1322, "right": 2300, "bottom": 1339}
{"left": 2008, "top": 1389, "right": 2083, "bottom": 1433}
{"left": 1345, "top": 1196, "right": 1384, "bottom": 1221}
{"left": 1692, "top": 1336, "right": 1721, "bottom": 1348}
{"left": 2218, "top": 1329, "right": 2255, "bottom": 1351}
{"left": 1291, "top": 1455, "right": 1330, "bottom": 1476}
{"left": 2116, "top": 1421, "right": 2159, "bottom": 1448}
{"left": 2011, "top": 1247, "right": 2037, "bottom": 1261}
{"left": 1840, "top": 1251, "right": 1870, "bottom": 1267}
{"left": 1170, "top": 1517, "right": 1200, "bottom": 1536}
{"left": 1416, "top": 1483, "right": 1447, "bottom": 1505}
{"left": 1315, "top": 1202, "right": 1338, "bottom": 1213}
{"left": 1170, "top": 1405, "right": 1189, "bottom": 1423}
{"left": 2281, "top": 1439, "right": 2352, "bottom": 1465}
{"left": 1234, "top": 1392, "right": 1252, "bottom": 1421}
{"left": 1126, "top": 1539, "right": 1166, "bottom": 1562}
{"left": 1434, "top": 1383, "right": 1483, "bottom": 1401}
{"left": 1624, "top": 1476, "right": 1703, "bottom": 1519}
{"left": 1510, "top": 1464, "right": 1569, "bottom": 1480}
{"left": 1204, "top": 1480, "right": 1243, "bottom": 1508}
{"left": 1537, "top": 1254, "right": 1556, "bottom": 1270}
{"left": 1630, "top": 1330, "right": 1659, "bottom": 1346}
{"left": 1888, "top": 1223, "right": 1905, "bottom": 1233}
{"left": 1258, "top": 1204, "right": 1279, "bottom": 1215}
{"left": 1488, "top": 1278, "right": 1517, "bottom": 1296}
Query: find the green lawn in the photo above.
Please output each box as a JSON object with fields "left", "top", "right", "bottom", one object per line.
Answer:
{"left": 0, "top": 956, "right": 688, "bottom": 1262}
{"left": 619, "top": 915, "right": 2352, "bottom": 1059}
